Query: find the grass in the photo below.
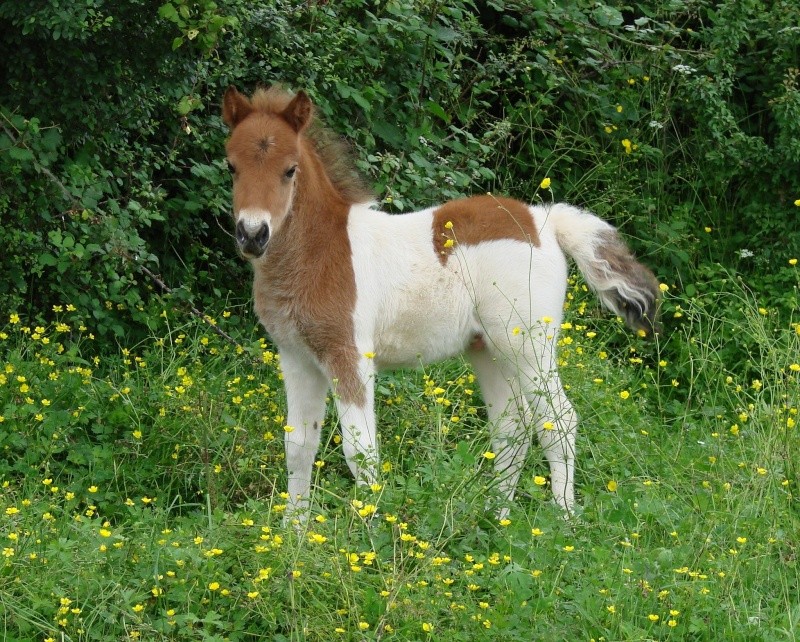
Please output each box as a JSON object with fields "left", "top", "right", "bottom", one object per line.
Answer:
{"left": 0, "top": 277, "right": 798, "bottom": 642}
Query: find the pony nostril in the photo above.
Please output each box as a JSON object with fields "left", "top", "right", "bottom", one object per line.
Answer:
{"left": 235, "top": 220, "right": 249, "bottom": 246}
{"left": 254, "top": 223, "right": 270, "bottom": 248}
{"left": 235, "top": 219, "right": 270, "bottom": 256}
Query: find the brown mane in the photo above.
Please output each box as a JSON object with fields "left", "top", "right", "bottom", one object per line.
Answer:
{"left": 250, "top": 85, "right": 374, "bottom": 205}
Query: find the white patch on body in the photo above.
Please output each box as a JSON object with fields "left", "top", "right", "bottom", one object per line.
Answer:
{"left": 346, "top": 204, "right": 569, "bottom": 369}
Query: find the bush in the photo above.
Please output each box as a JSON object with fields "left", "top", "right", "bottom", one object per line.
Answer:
{"left": 1, "top": 0, "right": 798, "bottom": 347}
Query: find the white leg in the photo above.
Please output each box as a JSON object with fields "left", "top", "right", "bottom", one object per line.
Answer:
{"left": 334, "top": 358, "right": 378, "bottom": 487}
{"left": 501, "top": 326, "right": 577, "bottom": 512}
{"left": 280, "top": 349, "right": 329, "bottom": 524}
{"left": 469, "top": 348, "right": 531, "bottom": 520}
{"left": 527, "top": 373, "right": 577, "bottom": 512}
{"left": 475, "top": 322, "right": 577, "bottom": 515}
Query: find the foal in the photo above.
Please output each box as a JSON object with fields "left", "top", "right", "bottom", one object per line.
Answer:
{"left": 222, "top": 85, "right": 660, "bottom": 521}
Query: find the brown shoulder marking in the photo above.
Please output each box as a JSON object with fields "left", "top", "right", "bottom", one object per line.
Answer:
{"left": 431, "top": 195, "right": 540, "bottom": 264}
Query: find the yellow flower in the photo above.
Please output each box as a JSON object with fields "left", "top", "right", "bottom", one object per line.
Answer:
{"left": 422, "top": 622, "right": 434, "bottom": 632}
{"left": 790, "top": 258, "right": 798, "bottom": 265}
{"left": 659, "top": 283, "right": 669, "bottom": 292}
{"left": 531, "top": 527, "right": 543, "bottom": 536}
{"left": 542, "top": 421, "right": 554, "bottom": 430}
{"left": 132, "top": 604, "right": 145, "bottom": 613}
{"left": 482, "top": 451, "right": 496, "bottom": 460}
{"left": 357, "top": 622, "right": 370, "bottom": 631}
{"left": 208, "top": 582, "right": 220, "bottom": 591}
{"left": 606, "top": 480, "right": 618, "bottom": 492}
{"left": 444, "top": 220, "right": 453, "bottom": 229}
{"left": 794, "top": 199, "right": 800, "bottom": 206}
{"left": 363, "top": 351, "right": 376, "bottom": 359}
{"left": 443, "top": 239, "right": 455, "bottom": 249}
{"left": 619, "top": 390, "right": 630, "bottom": 400}
{"left": 533, "top": 475, "right": 547, "bottom": 486}
{"left": 648, "top": 614, "right": 659, "bottom": 622}
{"left": 539, "top": 177, "right": 551, "bottom": 189}
{"left": 308, "top": 532, "right": 328, "bottom": 544}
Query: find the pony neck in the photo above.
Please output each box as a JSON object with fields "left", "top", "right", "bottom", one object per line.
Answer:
{"left": 293, "top": 136, "right": 350, "bottom": 221}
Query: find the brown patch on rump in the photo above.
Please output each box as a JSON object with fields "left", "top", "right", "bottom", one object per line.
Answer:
{"left": 431, "top": 195, "right": 539, "bottom": 263}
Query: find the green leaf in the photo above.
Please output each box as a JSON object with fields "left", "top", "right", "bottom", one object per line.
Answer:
{"left": 158, "top": 3, "right": 179, "bottom": 21}
{"left": 350, "top": 90, "right": 371, "bottom": 114}
{"left": 7, "top": 146, "right": 34, "bottom": 162}
{"left": 592, "top": 4, "right": 624, "bottom": 26}
{"left": 425, "top": 101, "right": 450, "bottom": 123}
{"left": 38, "top": 253, "right": 57, "bottom": 267}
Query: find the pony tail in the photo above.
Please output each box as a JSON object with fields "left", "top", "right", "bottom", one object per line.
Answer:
{"left": 547, "top": 204, "right": 661, "bottom": 335}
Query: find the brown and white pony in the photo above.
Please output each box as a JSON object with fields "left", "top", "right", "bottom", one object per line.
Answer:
{"left": 222, "top": 85, "right": 660, "bottom": 522}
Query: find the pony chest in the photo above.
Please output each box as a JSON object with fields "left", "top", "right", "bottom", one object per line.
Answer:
{"left": 252, "top": 262, "right": 355, "bottom": 350}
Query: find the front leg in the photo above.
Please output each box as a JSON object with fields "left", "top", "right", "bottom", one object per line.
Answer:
{"left": 334, "top": 357, "right": 379, "bottom": 488}
{"left": 280, "top": 348, "right": 329, "bottom": 524}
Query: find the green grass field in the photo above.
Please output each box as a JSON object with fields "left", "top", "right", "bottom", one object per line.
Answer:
{"left": 1, "top": 277, "right": 798, "bottom": 641}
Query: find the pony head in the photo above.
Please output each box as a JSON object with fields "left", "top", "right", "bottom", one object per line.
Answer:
{"left": 222, "top": 85, "right": 313, "bottom": 259}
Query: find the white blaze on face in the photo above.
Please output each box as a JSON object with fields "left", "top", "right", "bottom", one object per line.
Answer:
{"left": 237, "top": 207, "right": 273, "bottom": 237}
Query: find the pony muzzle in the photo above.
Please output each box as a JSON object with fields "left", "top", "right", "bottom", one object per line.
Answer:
{"left": 236, "top": 218, "right": 270, "bottom": 257}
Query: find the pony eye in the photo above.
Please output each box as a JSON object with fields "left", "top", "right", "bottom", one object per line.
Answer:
{"left": 285, "top": 165, "right": 298, "bottom": 179}
{"left": 226, "top": 160, "right": 236, "bottom": 174}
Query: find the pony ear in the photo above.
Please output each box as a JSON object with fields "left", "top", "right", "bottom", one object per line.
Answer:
{"left": 281, "top": 90, "right": 313, "bottom": 132}
{"left": 222, "top": 86, "right": 253, "bottom": 128}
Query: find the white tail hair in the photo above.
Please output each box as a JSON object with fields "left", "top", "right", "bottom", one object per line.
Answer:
{"left": 546, "top": 203, "right": 660, "bottom": 334}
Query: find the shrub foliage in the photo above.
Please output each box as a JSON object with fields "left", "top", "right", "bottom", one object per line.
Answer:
{"left": 1, "top": 0, "right": 798, "bottom": 341}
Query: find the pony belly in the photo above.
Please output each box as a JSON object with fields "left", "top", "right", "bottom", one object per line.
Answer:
{"left": 372, "top": 280, "right": 478, "bottom": 369}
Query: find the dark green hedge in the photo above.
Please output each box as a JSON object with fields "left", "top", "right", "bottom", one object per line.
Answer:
{"left": 1, "top": 0, "right": 798, "bottom": 345}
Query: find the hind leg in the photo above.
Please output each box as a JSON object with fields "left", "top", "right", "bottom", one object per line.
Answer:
{"left": 478, "top": 326, "right": 577, "bottom": 514}
{"left": 469, "top": 347, "right": 532, "bottom": 520}
{"left": 526, "top": 369, "right": 577, "bottom": 512}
